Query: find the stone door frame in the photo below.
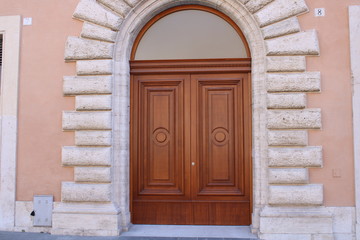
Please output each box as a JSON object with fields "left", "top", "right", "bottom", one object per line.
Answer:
{"left": 57, "top": 0, "right": 330, "bottom": 238}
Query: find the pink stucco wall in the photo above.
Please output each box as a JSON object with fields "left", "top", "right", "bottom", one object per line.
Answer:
{"left": 0, "top": 0, "right": 356, "bottom": 206}
{"left": 299, "top": 0, "right": 357, "bottom": 206}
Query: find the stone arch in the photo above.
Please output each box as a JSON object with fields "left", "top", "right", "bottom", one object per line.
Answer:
{"left": 58, "top": 0, "right": 330, "bottom": 239}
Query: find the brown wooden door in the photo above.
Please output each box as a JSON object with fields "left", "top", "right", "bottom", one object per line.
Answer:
{"left": 130, "top": 61, "right": 251, "bottom": 225}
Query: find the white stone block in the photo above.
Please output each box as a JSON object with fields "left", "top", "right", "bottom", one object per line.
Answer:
{"left": 312, "top": 234, "right": 334, "bottom": 240}
{"left": 76, "top": 59, "right": 113, "bottom": 75}
{"left": 267, "top": 72, "right": 321, "bottom": 92}
{"left": 266, "top": 30, "right": 319, "bottom": 56}
{"left": 255, "top": 0, "right": 308, "bottom": 27}
{"left": 327, "top": 207, "right": 355, "bottom": 234}
{"left": 269, "top": 168, "right": 309, "bottom": 184}
{"left": 75, "top": 131, "right": 112, "bottom": 146}
{"left": 123, "top": 0, "right": 141, "bottom": 7}
{"left": 260, "top": 214, "right": 332, "bottom": 234}
{"left": 63, "top": 111, "right": 112, "bottom": 130}
{"left": 259, "top": 234, "right": 311, "bottom": 240}
{"left": 245, "top": 0, "right": 274, "bottom": 13}
{"left": 81, "top": 22, "right": 117, "bottom": 43}
{"left": 64, "top": 36, "right": 114, "bottom": 61}
{"left": 73, "top": 0, "right": 122, "bottom": 30}
{"left": 266, "top": 56, "right": 305, "bottom": 72}
{"left": 262, "top": 17, "right": 301, "bottom": 39}
{"left": 97, "top": 0, "right": 131, "bottom": 17}
{"left": 268, "top": 130, "right": 308, "bottom": 146}
{"left": 76, "top": 95, "right": 112, "bottom": 110}
{"left": 267, "top": 93, "right": 306, "bottom": 109}
{"left": 268, "top": 146, "right": 322, "bottom": 167}
{"left": 74, "top": 167, "right": 111, "bottom": 182}
{"left": 267, "top": 109, "right": 321, "bottom": 129}
{"left": 269, "top": 185, "right": 323, "bottom": 205}
{"left": 62, "top": 147, "right": 111, "bottom": 166}
{"left": 62, "top": 182, "right": 111, "bottom": 202}
{"left": 63, "top": 76, "right": 112, "bottom": 95}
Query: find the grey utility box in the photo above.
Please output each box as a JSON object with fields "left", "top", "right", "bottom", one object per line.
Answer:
{"left": 33, "top": 195, "right": 53, "bottom": 227}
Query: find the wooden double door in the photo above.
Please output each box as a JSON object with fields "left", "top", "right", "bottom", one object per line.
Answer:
{"left": 130, "top": 60, "right": 251, "bottom": 225}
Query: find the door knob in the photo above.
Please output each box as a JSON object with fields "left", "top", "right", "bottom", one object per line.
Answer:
{"left": 191, "top": 162, "right": 195, "bottom": 166}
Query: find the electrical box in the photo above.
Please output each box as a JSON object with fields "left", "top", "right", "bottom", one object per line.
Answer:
{"left": 33, "top": 195, "right": 53, "bottom": 227}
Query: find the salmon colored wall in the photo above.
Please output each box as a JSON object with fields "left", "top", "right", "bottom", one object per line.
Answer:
{"left": 1, "top": 0, "right": 356, "bottom": 205}
{"left": 299, "top": 0, "right": 358, "bottom": 206}
{"left": 0, "top": 0, "right": 82, "bottom": 201}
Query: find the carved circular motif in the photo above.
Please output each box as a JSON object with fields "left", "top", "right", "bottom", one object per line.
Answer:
{"left": 153, "top": 128, "right": 170, "bottom": 146}
{"left": 211, "top": 127, "right": 229, "bottom": 146}
{"left": 156, "top": 132, "right": 167, "bottom": 143}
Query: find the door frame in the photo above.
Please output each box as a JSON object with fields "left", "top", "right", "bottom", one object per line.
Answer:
{"left": 129, "top": 58, "right": 252, "bottom": 224}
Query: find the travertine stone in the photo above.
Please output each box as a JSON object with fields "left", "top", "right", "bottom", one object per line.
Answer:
{"left": 254, "top": 0, "right": 308, "bottom": 27}
{"left": 62, "top": 182, "right": 111, "bottom": 202}
{"left": 76, "top": 59, "right": 113, "bottom": 75}
{"left": 267, "top": 56, "right": 305, "bottom": 72}
{"left": 73, "top": 0, "right": 122, "bottom": 31}
{"left": 267, "top": 72, "right": 321, "bottom": 92}
{"left": 267, "top": 93, "right": 306, "bottom": 109}
{"left": 75, "top": 167, "right": 111, "bottom": 182}
{"left": 268, "top": 146, "right": 322, "bottom": 167}
{"left": 262, "top": 17, "right": 301, "bottom": 39}
{"left": 266, "top": 30, "right": 319, "bottom": 56}
{"left": 65, "top": 37, "right": 114, "bottom": 61}
{"left": 97, "top": 0, "right": 131, "bottom": 17}
{"left": 269, "top": 185, "right": 323, "bottom": 205}
{"left": 268, "top": 130, "right": 308, "bottom": 146}
{"left": 260, "top": 213, "right": 332, "bottom": 234}
{"left": 76, "top": 95, "right": 112, "bottom": 110}
{"left": 123, "top": 0, "right": 141, "bottom": 7}
{"left": 62, "top": 147, "right": 111, "bottom": 166}
{"left": 75, "top": 131, "right": 112, "bottom": 146}
{"left": 259, "top": 234, "right": 311, "bottom": 240}
{"left": 63, "top": 111, "right": 112, "bottom": 130}
{"left": 267, "top": 109, "right": 321, "bottom": 129}
{"left": 245, "top": 0, "right": 274, "bottom": 13}
{"left": 63, "top": 76, "right": 112, "bottom": 95}
{"left": 268, "top": 168, "right": 309, "bottom": 184}
{"left": 81, "top": 22, "right": 117, "bottom": 43}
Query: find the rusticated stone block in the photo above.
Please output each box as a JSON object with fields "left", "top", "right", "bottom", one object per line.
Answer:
{"left": 75, "top": 131, "right": 112, "bottom": 146}
{"left": 245, "top": 0, "right": 274, "bottom": 13}
{"left": 266, "top": 30, "right": 319, "bottom": 56}
{"left": 267, "top": 109, "right": 321, "bottom": 129}
{"left": 64, "top": 37, "right": 114, "bottom": 61}
{"left": 268, "top": 168, "right": 309, "bottom": 184}
{"left": 268, "top": 146, "right": 322, "bottom": 167}
{"left": 62, "top": 182, "right": 111, "bottom": 202}
{"left": 97, "top": 0, "right": 131, "bottom": 17}
{"left": 268, "top": 130, "right": 308, "bottom": 146}
{"left": 63, "top": 111, "right": 112, "bottom": 130}
{"left": 123, "top": 0, "right": 141, "bottom": 7}
{"left": 76, "top": 60, "right": 113, "bottom": 75}
{"left": 81, "top": 22, "right": 117, "bottom": 43}
{"left": 262, "top": 17, "right": 301, "bottom": 39}
{"left": 74, "top": 167, "right": 111, "bottom": 182}
{"left": 254, "top": 0, "right": 308, "bottom": 27}
{"left": 269, "top": 184, "right": 323, "bottom": 205}
{"left": 73, "top": 0, "right": 122, "bottom": 31}
{"left": 267, "top": 72, "right": 320, "bottom": 92}
{"left": 76, "top": 95, "right": 112, "bottom": 111}
{"left": 267, "top": 93, "right": 306, "bottom": 109}
{"left": 266, "top": 56, "right": 305, "bottom": 72}
{"left": 62, "top": 147, "right": 111, "bottom": 166}
{"left": 63, "top": 76, "right": 112, "bottom": 95}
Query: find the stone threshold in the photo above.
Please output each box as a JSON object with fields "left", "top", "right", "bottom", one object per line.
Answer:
{"left": 120, "top": 225, "right": 258, "bottom": 239}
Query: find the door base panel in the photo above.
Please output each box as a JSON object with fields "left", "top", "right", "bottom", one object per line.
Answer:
{"left": 132, "top": 201, "right": 251, "bottom": 225}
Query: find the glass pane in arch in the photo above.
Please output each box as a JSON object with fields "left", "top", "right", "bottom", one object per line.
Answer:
{"left": 134, "top": 10, "right": 248, "bottom": 60}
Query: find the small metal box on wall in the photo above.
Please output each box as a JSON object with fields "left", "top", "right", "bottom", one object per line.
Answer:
{"left": 33, "top": 195, "right": 53, "bottom": 227}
